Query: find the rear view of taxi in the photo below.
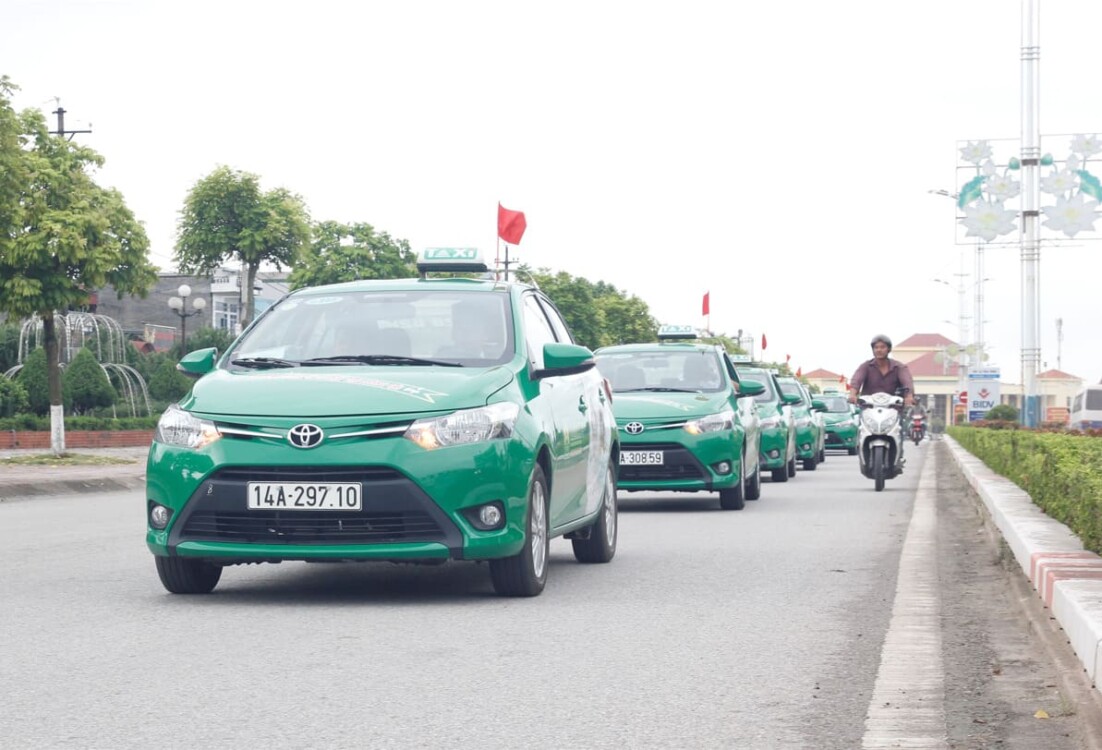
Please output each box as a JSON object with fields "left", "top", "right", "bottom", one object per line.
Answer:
{"left": 594, "top": 327, "right": 763, "bottom": 510}
{"left": 145, "top": 249, "right": 618, "bottom": 598}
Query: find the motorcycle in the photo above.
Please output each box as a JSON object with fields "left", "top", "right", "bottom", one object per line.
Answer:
{"left": 910, "top": 414, "right": 925, "bottom": 445}
{"left": 857, "top": 392, "right": 905, "bottom": 492}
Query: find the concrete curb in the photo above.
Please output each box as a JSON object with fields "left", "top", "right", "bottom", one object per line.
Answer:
{"left": 945, "top": 435, "right": 1102, "bottom": 690}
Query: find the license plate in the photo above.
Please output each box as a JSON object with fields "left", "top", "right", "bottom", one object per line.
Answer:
{"left": 246, "top": 482, "right": 362, "bottom": 511}
{"left": 620, "top": 451, "right": 664, "bottom": 466}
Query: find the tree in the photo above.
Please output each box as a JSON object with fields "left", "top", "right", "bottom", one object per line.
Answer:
{"left": 526, "top": 268, "right": 660, "bottom": 350}
{"left": 181, "top": 325, "right": 235, "bottom": 358}
{"left": 0, "top": 79, "right": 157, "bottom": 453}
{"left": 64, "top": 347, "right": 117, "bottom": 415}
{"left": 0, "top": 376, "right": 28, "bottom": 417}
{"left": 985, "top": 404, "right": 1019, "bottom": 422}
{"left": 15, "top": 347, "right": 63, "bottom": 415}
{"left": 175, "top": 166, "right": 310, "bottom": 329}
{"left": 148, "top": 356, "right": 192, "bottom": 403}
{"left": 289, "top": 221, "right": 416, "bottom": 289}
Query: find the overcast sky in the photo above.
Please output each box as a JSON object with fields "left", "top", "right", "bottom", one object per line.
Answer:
{"left": 6, "top": 0, "right": 1102, "bottom": 384}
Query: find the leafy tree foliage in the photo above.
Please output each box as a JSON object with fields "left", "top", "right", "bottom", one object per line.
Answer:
{"left": 64, "top": 347, "right": 117, "bottom": 415}
{"left": 0, "top": 376, "right": 28, "bottom": 417}
{"left": 175, "top": 167, "right": 310, "bottom": 328}
{"left": 985, "top": 403, "right": 1019, "bottom": 422}
{"left": 0, "top": 322, "right": 21, "bottom": 374}
{"left": 148, "top": 356, "right": 192, "bottom": 402}
{"left": 0, "top": 78, "right": 156, "bottom": 450}
{"left": 16, "top": 347, "right": 66, "bottom": 414}
{"left": 289, "top": 221, "right": 417, "bottom": 289}
{"left": 177, "top": 325, "right": 235, "bottom": 358}
{"left": 525, "top": 268, "right": 658, "bottom": 350}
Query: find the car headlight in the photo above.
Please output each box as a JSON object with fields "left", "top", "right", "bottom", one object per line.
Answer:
{"left": 405, "top": 402, "right": 520, "bottom": 450}
{"left": 684, "top": 409, "right": 735, "bottom": 435}
{"left": 155, "top": 404, "right": 221, "bottom": 449}
{"left": 760, "top": 416, "right": 781, "bottom": 428}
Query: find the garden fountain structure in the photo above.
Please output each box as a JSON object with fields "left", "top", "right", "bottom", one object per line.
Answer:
{"left": 2, "top": 311, "right": 153, "bottom": 417}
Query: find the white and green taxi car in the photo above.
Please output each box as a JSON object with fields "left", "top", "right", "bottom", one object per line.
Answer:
{"left": 594, "top": 327, "right": 764, "bottom": 510}
{"left": 146, "top": 248, "right": 618, "bottom": 598}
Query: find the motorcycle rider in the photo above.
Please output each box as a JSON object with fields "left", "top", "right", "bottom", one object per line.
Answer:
{"left": 910, "top": 395, "right": 928, "bottom": 441}
{"left": 848, "top": 334, "right": 915, "bottom": 464}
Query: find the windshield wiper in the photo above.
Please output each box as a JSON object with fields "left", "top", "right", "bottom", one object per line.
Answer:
{"left": 303, "top": 355, "right": 462, "bottom": 367}
{"left": 618, "top": 386, "right": 697, "bottom": 393}
{"left": 230, "top": 357, "right": 299, "bottom": 369}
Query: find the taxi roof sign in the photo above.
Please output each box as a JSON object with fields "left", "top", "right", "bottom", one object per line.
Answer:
{"left": 729, "top": 353, "right": 753, "bottom": 363}
{"left": 417, "top": 247, "right": 489, "bottom": 274}
{"left": 657, "top": 325, "right": 698, "bottom": 340}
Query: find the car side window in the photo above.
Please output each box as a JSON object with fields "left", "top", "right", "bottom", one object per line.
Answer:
{"left": 537, "top": 295, "right": 574, "bottom": 344}
{"left": 522, "top": 294, "right": 557, "bottom": 370}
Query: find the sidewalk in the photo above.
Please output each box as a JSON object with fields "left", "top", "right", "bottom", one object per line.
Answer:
{"left": 944, "top": 435, "right": 1102, "bottom": 698}
{"left": 0, "top": 445, "right": 149, "bottom": 500}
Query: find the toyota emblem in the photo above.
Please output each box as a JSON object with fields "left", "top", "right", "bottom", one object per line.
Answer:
{"left": 287, "top": 423, "right": 324, "bottom": 449}
{"left": 625, "top": 421, "right": 645, "bottom": 435}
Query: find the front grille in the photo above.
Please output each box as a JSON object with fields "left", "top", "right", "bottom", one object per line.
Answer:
{"left": 619, "top": 443, "right": 707, "bottom": 483}
{"left": 181, "top": 509, "right": 443, "bottom": 544}
{"left": 825, "top": 432, "right": 847, "bottom": 445}
{"left": 170, "top": 464, "right": 461, "bottom": 549}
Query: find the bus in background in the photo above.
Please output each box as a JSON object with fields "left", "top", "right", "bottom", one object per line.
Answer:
{"left": 1069, "top": 384, "right": 1102, "bottom": 430}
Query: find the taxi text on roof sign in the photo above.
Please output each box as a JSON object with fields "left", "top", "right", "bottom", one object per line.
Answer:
{"left": 417, "top": 247, "right": 489, "bottom": 274}
{"left": 729, "top": 354, "right": 753, "bottom": 363}
{"left": 422, "top": 247, "right": 480, "bottom": 260}
{"left": 657, "top": 325, "right": 697, "bottom": 340}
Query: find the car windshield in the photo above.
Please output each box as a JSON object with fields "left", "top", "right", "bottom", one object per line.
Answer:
{"left": 596, "top": 350, "right": 726, "bottom": 393}
{"left": 735, "top": 370, "right": 776, "bottom": 403}
{"left": 819, "top": 395, "right": 851, "bottom": 413}
{"left": 779, "top": 382, "right": 808, "bottom": 406}
{"left": 228, "top": 289, "right": 514, "bottom": 368}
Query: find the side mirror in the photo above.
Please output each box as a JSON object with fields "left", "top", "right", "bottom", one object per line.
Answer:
{"left": 810, "top": 399, "right": 828, "bottom": 412}
{"left": 176, "top": 347, "right": 218, "bottom": 379}
{"left": 736, "top": 380, "right": 765, "bottom": 398}
{"left": 536, "top": 343, "right": 596, "bottom": 378}
{"left": 782, "top": 392, "right": 802, "bottom": 406}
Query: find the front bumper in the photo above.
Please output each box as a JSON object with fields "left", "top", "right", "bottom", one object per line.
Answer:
{"left": 757, "top": 425, "right": 788, "bottom": 469}
{"left": 145, "top": 433, "right": 534, "bottom": 563}
{"left": 794, "top": 424, "right": 820, "bottom": 459}
{"left": 616, "top": 430, "right": 742, "bottom": 492}
{"left": 825, "top": 423, "right": 858, "bottom": 449}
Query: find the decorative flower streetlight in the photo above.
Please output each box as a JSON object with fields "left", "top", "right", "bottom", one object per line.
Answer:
{"left": 168, "top": 284, "right": 206, "bottom": 354}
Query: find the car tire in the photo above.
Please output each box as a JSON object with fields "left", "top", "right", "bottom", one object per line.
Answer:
{"left": 771, "top": 467, "right": 788, "bottom": 483}
{"left": 786, "top": 456, "right": 797, "bottom": 478}
{"left": 802, "top": 457, "right": 817, "bottom": 471}
{"left": 719, "top": 455, "right": 746, "bottom": 511}
{"left": 819, "top": 447, "right": 826, "bottom": 463}
{"left": 491, "top": 465, "right": 550, "bottom": 597}
{"left": 745, "top": 463, "right": 762, "bottom": 500}
{"left": 847, "top": 447, "right": 858, "bottom": 456}
{"left": 572, "top": 459, "right": 618, "bottom": 563}
{"left": 155, "top": 556, "right": 222, "bottom": 594}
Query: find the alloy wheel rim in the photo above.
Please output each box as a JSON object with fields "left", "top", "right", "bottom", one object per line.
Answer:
{"left": 531, "top": 482, "right": 547, "bottom": 578}
{"left": 603, "top": 468, "right": 617, "bottom": 546}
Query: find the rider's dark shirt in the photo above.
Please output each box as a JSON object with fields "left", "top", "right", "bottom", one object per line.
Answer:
{"left": 850, "top": 357, "right": 914, "bottom": 397}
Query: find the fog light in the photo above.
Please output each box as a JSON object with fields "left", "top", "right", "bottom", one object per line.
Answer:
{"left": 801, "top": 443, "right": 811, "bottom": 451}
{"left": 767, "top": 449, "right": 780, "bottom": 459}
{"left": 713, "top": 461, "right": 732, "bottom": 475}
{"left": 150, "top": 504, "right": 171, "bottom": 530}
{"left": 479, "top": 504, "right": 503, "bottom": 528}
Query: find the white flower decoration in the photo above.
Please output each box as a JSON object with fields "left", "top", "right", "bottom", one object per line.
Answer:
{"left": 960, "top": 141, "right": 993, "bottom": 165}
{"left": 961, "top": 200, "right": 1017, "bottom": 242}
{"left": 1042, "top": 193, "right": 1100, "bottom": 237}
{"left": 1041, "top": 169, "right": 1078, "bottom": 195}
{"left": 981, "top": 160, "right": 997, "bottom": 177}
{"left": 1067, "top": 155, "right": 1081, "bottom": 172}
{"left": 986, "top": 174, "right": 1021, "bottom": 200}
{"left": 1070, "top": 134, "right": 1102, "bottom": 157}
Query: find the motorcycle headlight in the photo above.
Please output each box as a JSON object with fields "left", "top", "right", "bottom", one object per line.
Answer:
{"left": 155, "top": 404, "right": 221, "bottom": 449}
{"left": 684, "top": 409, "right": 735, "bottom": 435}
{"left": 861, "top": 410, "right": 899, "bottom": 432}
{"left": 405, "top": 402, "right": 520, "bottom": 450}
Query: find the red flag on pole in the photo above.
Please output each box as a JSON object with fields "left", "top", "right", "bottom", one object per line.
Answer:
{"left": 761, "top": 333, "right": 767, "bottom": 351}
{"left": 497, "top": 203, "right": 527, "bottom": 244}
{"left": 796, "top": 366, "right": 802, "bottom": 378}
{"left": 785, "top": 353, "right": 791, "bottom": 363}
{"left": 702, "top": 291, "right": 710, "bottom": 316}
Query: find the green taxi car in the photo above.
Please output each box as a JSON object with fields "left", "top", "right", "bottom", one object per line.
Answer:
{"left": 593, "top": 327, "right": 764, "bottom": 511}
{"left": 818, "top": 392, "right": 859, "bottom": 455}
{"left": 776, "top": 376, "right": 827, "bottom": 471}
{"left": 146, "top": 249, "right": 618, "bottom": 598}
{"left": 734, "top": 365, "right": 799, "bottom": 482}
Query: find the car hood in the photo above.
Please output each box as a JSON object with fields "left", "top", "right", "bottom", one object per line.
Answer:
{"left": 612, "top": 391, "right": 730, "bottom": 420}
{"left": 181, "top": 366, "right": 516, "bottom": 418}
{"left": 822, "top": 412, "right": 856, "bottom": 425}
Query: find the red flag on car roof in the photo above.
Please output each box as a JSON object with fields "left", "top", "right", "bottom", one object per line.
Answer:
{"left": 498, "top": 203, "right": 527, "bottom": 244}
{"left": 702, "top": 291, "right": 710, "bottom": 316}
{"left": 761, "top": 333, "right": 767, "bottom": 351}
{"left": 796, "top": 366, "right": 802, "bottom": 378}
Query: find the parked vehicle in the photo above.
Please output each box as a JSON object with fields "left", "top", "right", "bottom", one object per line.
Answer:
{"left": 1070, "top": 384, "right": 1102, "bottom": 430}
{"left": 145, "top": 248, "right": 619, "bottom": 597}
{"left": 857, "top": 392, "right": 905, "bottom": 492}
{"left": 735, "top": 366, "right": 799, "bottom": 482}
{"left": 776, "top": 376, "right": 827, "bottom": 470}
{"left": 595, "top": 326, "right": 764, "bottom": 510}
{"left": 818, "top": 393, "right": 859, "bottom": 455}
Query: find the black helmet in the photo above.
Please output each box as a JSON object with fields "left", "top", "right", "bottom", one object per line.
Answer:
{"left": 870, "top": 334, "right": 892, "bottom": 352}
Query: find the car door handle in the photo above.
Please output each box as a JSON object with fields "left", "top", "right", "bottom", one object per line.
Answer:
{"left": 578, "top": 396, "right": 588, "bottom": 413}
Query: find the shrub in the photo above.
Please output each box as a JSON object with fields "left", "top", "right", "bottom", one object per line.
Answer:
{"left": 15, "top": 347, "right": 70, "bottom": 415}
{"left": 985, "top": 403, "right": 1019, "bottom": 421}
{"left": 0, "top": 377, "right": 29, "bottom": 417}
{"left": 148, "top": 357, "right": 192, "bottom": 402}
{"left": 65, "top": 348, "right": 117, "bottom": 415}
{"left": 180, "top": 326, "right": 235, "bottom": 358}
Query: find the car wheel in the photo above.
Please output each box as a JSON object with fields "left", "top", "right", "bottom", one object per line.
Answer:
{"left": 771, "top": 467, "right": 788, "bottom": 483}
{"left": 847, "top": 447, "right": 858, "bottom": 456}
{"left": 491, "top": 465, "right": 550, "bottom": 597}
{"left": 819, "top": 447, "right": 826, "bottom": 463}
{"left": 786, "top": 456, "right": 797, "bottom": 478}
{"left": 155, "top": 556, "right": 222, "bottom": 594}
{"left": 745, "top": 462, "right": 762, "bottom": 500}
{"left": 719, "top": 454, "right": 746, "bottom": 511}
{"left": 572, "top": 459, "right": 618, "bottom": 563}
{"left": 802, "top": 457, "right": 817, "bottom": 471}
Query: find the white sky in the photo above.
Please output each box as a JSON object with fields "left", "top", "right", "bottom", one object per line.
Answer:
{"left": 6, "top": 0, "right": 1102, "bottom": 384}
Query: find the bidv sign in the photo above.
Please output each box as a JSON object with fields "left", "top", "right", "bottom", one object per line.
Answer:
{"left": 968, "top": 368, "right": 1001, "bottom": 421}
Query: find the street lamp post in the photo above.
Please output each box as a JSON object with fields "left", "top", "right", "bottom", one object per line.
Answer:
{"left": 168, "top": 284, "right": 206, "bottom": 354}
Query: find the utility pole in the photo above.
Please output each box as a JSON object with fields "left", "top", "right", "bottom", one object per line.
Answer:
{"left": 1020, "top": 0, "right": 1042, "bottom": 427}
{"left": 1056, "top": 317, "right": 1063, "bottom": 371}
{"left": 48, "top": 99, "right": 92, "bottom": 141}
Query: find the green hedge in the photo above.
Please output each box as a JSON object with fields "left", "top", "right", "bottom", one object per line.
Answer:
{"left": 949, "top": 426, "right": 1102, "bottom": 552}
{"left": 0, "top": 415, "right": 159, "bottom": 431}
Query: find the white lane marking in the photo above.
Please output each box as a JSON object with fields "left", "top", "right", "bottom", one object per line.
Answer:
{"left": 862, "top": 450, "right": 947, "bottom": 749}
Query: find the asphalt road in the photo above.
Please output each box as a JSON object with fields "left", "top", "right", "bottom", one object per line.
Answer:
{"left": 1, "top": 442, "right": 1098, "bottom": 749}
